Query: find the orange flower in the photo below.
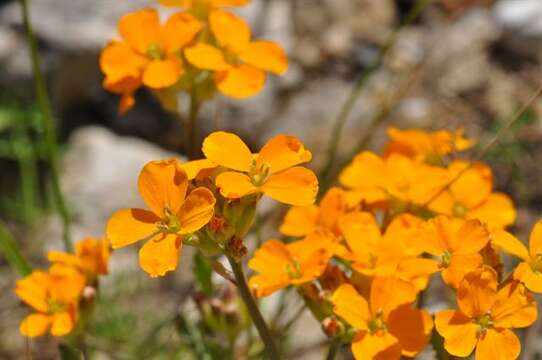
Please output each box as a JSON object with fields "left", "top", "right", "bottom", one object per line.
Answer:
{"left": 332, "top": 279, "right": 433, "bottom": 359}
{"left": 185, "top": 10, "right": 287, "bottom": 98}
{"left": 48, "top": 238, "right": 110, "bottom": 282}
{"left": 100, "top": 9, "right": 203, "bottom": 112}
{"left": 429, "top": 161, "right": 516, "bottom": 228}
{"left": 158, "top": 0, "right": 250, "bottom": 9}
{"left": 339, "top": 151, "right": 449, "bottom": 208}
{"left": 418, "top": 216, "right": 490, "bottom": 288}
{"left": 16, "top": 266, "right": 85, "bottom": 337}
{"left": 106, "top": 160, "right": 215, "bottom": 277}
{"left": 384, "top": 127, "right": 473, "bottom": 162}
{"left": 248, "top": 231, "right": 334, "bottom": 297}
{"left": 492, "top": 220, "right": 542, "bottom": 293}
{"left": 202, "top": 131, "right": 318, "bottom": 206}
{"left": 279, "top": 187, "right": 347, "bottom": 237}
{"left": 337, "top": 212, "right": 437, "bottom": 290}
{"left": 435, "top": 267, "right": 537, "bottom": 359}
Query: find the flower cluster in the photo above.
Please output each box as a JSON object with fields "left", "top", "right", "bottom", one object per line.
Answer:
{"left": 15, "top": 238, "right": 109, "bottom": 337}
{"left": 100, "top": 0, "right": 287, "bottom": 113}
{"left": 106, "top": 131, "right": 318, "bottom": 277}
{"left": 247, "top": 127, "right": 538, "bottom": 359}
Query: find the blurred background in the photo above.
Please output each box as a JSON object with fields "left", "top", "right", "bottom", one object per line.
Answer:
{"left": 1, "top": 0, "right": 542, "bottom": 358}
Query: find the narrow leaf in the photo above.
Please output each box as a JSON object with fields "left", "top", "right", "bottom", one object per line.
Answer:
{"left": 0, "top": 221, "right": 32, "bottom": 276}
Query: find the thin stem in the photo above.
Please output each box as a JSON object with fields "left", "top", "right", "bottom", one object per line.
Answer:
{"left": 325, "top": 338, "right": 341, "bottom": 360}
{"left": 19, "top": 0, "right": 72, "bottom": 251}
{"left": 186, "top": 93, "right": 201, "bottom": 160}
{"left": 318, "top": 0, "right": 434, "bottom": 195}
{"left": 227, "top": 256, "right": 279, "bottom": 360}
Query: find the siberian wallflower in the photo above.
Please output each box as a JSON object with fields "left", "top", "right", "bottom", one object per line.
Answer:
{"left": 248, "top": 231, "right": 334, "bottom": 298}
{"left": 106, "top": 159, "right": 215, "bottom": 277}
{"left": 100, "top": 9, "right": 203, "bottom": 112}
{"left": 185, "top": 10, "right": 287, "bottom": 98}
{"left": 332, "top": 279, "right": 433, "bottom": 359}
{"left": 279, "top": 187, "right": 347, "bottom": 237}
{"left": 429, "top": 161, "right": 516, "bottom": 228}
{"left": 16, "top": 266, "right": 85, "bottom": 337}
{"left": 383, "top": 127, "right": 473, "bottom": 163}
{"left": 418, "top": 216, "right": 490, "bottom": 288}
{"left": 202, "top": 131, "right": 318, "bottom": 206}
{"left": 435, "top": 267, "right": 537, "bottom": 359}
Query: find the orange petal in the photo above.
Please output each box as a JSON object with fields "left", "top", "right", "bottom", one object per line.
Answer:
{"left": 422, "top": 216, "right": 461, "bottom": 256}
{"left": 158, "top": 0, "right": 190, "bottom": 6}
{"left": 317, "top": 187, "right": 347, "bottom": 233}
{"left": 100, "top": 41, "right": 147, "bottom": 82}
{"left": 216, "top": 171, "right": 258, "bottom": 199}
{"left": 47, "top": 265, "right": 86, "bottom": 302}
{"left": 442, "top": 253, "right": 482, "bottom": 289}
{"left": 240, "top": 40, "right": 288, "bottom": 75}
{"left": 178, "top": 188, "right": 216, "bottom": 234}
{"left": 449, "top": 219, "right": 489, "bottom": 255}
{"left": 15, "top": 271, "right": 50, "bottom": 312}
{"left": 467, "top": 192, "right": 516, "bottom": 229}
{"left": 139, "top": 234, "right": 181, "bottom": 277}
{"left": 185, "top": 43, "right": 230, "bottom": 71}
{"left": 119, "top": 92, "right": 137, "bottom": 113}
{"left": 257, "top": 135, "right": 312, "bottom": 174}
{"left": 142, "top": 59, "right": 182, "bottom": 89}
{"left": 352, "top": 332, "right": 402, "bottom": 360}
{"left": 209, "top": 10, "right": 250, "bottom": 54}
{"left": 456, "top": 267, "right": 497, "bottom": 318}
{"left": 248, "top": 273, "right": 291, "bottom": 298}
{"left": 279, "top": 205, "right": 318, "bottom": 237}
{"left": 331, "top": 284, "right": 370, "bottom": 330}
{"left": 138, "top": 159, "right": 188, "bottom": 218}
{"left": 449, "top": 161, "right": 492, "bottom": 209}
{"left": 217, "top": 64, "right": 266, "bottom": 99}
{"left": 202, "top": 131, "right": 253, "bottom": 171}
{"left": 20, "top": 313, "right": 52, "bottom": 337}
{"left": 118, "top": 9, "right": 161, "bottom": 54}
{"left": 212, "top": 0, "right": 251, "bottom": 5}
{"left": 162, "top": 12, "right": 203, "bottom": 53}
{"left": 491, "top": 229, "right": 529, "bottom": 260}
{"left": 339, "top": 151, "right": 386, "bottom": 190}
{"left": 106, "top": 208, "right": 160, "bottom": 249}
{"left": 529, "top": 219, "right": 542, "bottom": 257}
{"left": 248, "top": 239, "right": 292, "bottom": 275}
{"left": 387, "top": 305, "right": 433, "bottom": 357}
{"left": 492, "top": 281, "right": 537, "bottom": 328}
{"left": 51, "top": 312, "right": 75, "bottom": 336}
{"left": 475, "top": 328, "right": 520, "bottom": 360}
{"left": 262, "top": 167, "right": 318, "bottom": 206}
{"left": 514, "top": 261, "right": 542, "bottom": 293}
{"left": 370, "top": 277, "right": 417, "bottom": 319}
{"left": 435, "top": 310, "right": 478, "bottom": 357}
{"left": 181, "top": 159, "right": 218, "bottom": 180}
{"left": 339, "top": 211, "right": 380, "bottom": 259}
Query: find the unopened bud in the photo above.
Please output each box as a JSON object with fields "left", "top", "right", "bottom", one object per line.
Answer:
{"left": 322, "top": 317, "right": 343, "bottom": 338}
{"left": 227, "top": 237, "right": 247, "bottom": 261}
{"left": 83, "top": 286, "right": 96, "bottom": 301}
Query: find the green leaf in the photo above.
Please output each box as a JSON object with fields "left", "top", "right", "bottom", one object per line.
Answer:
{"left": 193, "top": 251, "right": 214, "bottom": 296}
{"left": 58, "top": 343, "right": 82, "bottom": 360}
{"left": 431, "top": 329, "right": 451, "bottom": 360}
{"left": 0, "top": 221, "right": 32, "bottom": 276}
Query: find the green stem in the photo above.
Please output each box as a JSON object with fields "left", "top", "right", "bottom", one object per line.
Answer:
{"left": 325, "top": 338, "right": 341, "bottom": 360}
{"left": 186, "top": 93, "right": 201, "bottom": 160}
{"left": 318, "top": 0, "right": 434, "bottom": 195}
{"left": 19, "top": 0, "right": 72, "bottom": 252}
{"left": 227, "top": 256, "right": 279, "bottom": 360}
{"left": 0, "top": 221, "right": 32, "bottom": 276}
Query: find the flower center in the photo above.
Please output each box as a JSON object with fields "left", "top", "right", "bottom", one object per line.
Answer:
{"left": 157, "top": 207, "right": 182, "bottom": 233}
{"left": 249, "top": 160, "right": 271, "bottom": 186}
{"left": 368, "top": 313, "right": 387, "bottom": 334}
{"left": 531, "top": 254, "right": 542, "bottom": 274}
{"left": 285, "top": 259, "right": 303, "bottom": 279}
{"left": 147, "top": 43, "right": 165, "bottom": 60}
{"left": 453, "top": 202, "right": 467, "bottom": 217}
{"left": 474, "top": 312, "right": 494, "bottom": 336}
{"left": 440, "top": 250, "right": 452, "bottom": 267}
{"left": 48, "top": 299, "right": 66, "bottom": 314}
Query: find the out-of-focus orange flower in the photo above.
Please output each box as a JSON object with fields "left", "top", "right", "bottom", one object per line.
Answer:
{"left": 435, "top": 267, "right": 537, "bottom": 359}
{"left": 418, "top": 216, "right": 489, "bottom": 288}
{"left": 429, "top": 161, "right": 516, "bottom": 228}
{"left": 185, "top": 10, "right": 287, "bottom": 98}
{"left": 279, "top": 187, "right": 347, "bottom": 237}
{"left": 202, "top": 131, "right": 318, "bottom": 206}
{"left": 159, "top": 0, "right": 250, "bottom": 10}
{"left": 100, "top": 9, "right": 203, "bottom": 112}
{"left": 248, "top": 231, "right": 334, "bottom": 297}
{"left": 332, "top": 279, "right": 433, "bottom": 360}
{"left": 384, "top": 127, "right": 473, "bottom": 163}
{"left": 48, "top": 238, "right": 110, "bottom": 282}
{"left": 492, "top": 220, "right": 542, "bottom": 293}
{"left": 337, "top": 212, "right": 437, "bottom": 291}
{"left": 15, "top": 266, "right": 85, "bottom": 337}
{"left": 340, "top": 151, "right": 449, "bottom": 208}
{"left": 106, "top": 160, "right": 215, "bottom": 277}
